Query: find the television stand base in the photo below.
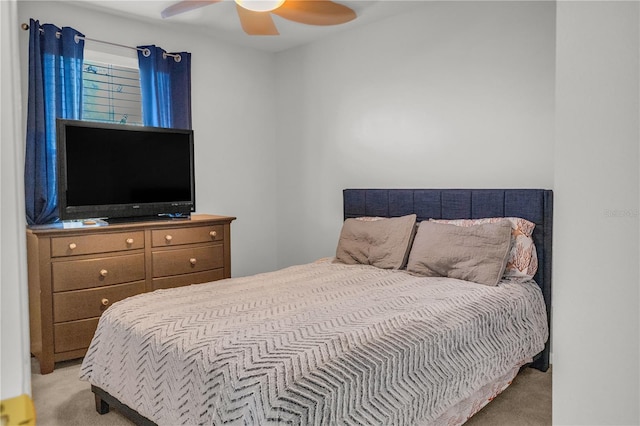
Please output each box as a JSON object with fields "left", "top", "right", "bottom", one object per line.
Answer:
{"left": 105, "top": 214, "right": 191, "bottom": 224}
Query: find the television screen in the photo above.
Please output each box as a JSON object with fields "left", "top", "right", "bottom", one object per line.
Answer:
{"left": 57, "top": 119, "right": 195, "bottom": 222}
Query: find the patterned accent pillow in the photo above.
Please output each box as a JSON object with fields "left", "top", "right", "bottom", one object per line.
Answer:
{"left": 429, "top": 217, "right": 538, "bottom": 281}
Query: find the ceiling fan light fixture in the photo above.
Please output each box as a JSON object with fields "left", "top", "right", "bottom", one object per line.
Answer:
{"left": 234, "top": 0, "right": 286, "bottom": 12}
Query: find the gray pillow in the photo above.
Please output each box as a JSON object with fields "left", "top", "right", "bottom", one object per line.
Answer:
{"left": 406, "top": 220, "right": 512, "bottom": 286}
{"left": 335, "top": 214, "right": 417, "bottom": 269}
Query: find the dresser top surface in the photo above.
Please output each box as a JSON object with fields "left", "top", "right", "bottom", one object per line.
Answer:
{"left": 27, "top": 214, "right": 236, "bottom": 236}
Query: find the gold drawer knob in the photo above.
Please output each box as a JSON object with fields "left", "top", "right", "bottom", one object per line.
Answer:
{"left": 101, "top": 298, "right": 110, "bottom": 306}
{"left": 68, "top": 243, "right": 77, "bottom": 250}
{"left": 165, "top": 235, "right": 173, "bottom": 243}
{"left": 209, "top": 230, "right": 217, "bottom": 238}
{"left": 99, "top": 269, "right": 108, "bottom": 277}
{"left": 126, "top": 238, "right": 134, "bottom": 245}
{"left": 189, "top": 258, "right": 197, "bottom": 265}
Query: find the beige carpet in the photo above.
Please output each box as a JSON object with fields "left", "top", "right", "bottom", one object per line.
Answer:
{"left": 31, "top": 357, "right": 551, "bottom": 425}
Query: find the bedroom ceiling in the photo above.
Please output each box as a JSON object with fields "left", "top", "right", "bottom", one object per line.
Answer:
{"left": 68, "top": 0, "right": 423, "bottom": 52}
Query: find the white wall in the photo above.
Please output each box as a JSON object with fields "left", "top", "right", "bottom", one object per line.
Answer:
{"left": 17, "top": 1, "right": 280, "bottom": 278}
{"left": 1, "top": 0, "right": 31, "bottom": 400}
{"left": 274, "top": 1, "right": 556, "bottom": 267}
{"left": 554, "top": 1, "right": 639, "bottom": 424}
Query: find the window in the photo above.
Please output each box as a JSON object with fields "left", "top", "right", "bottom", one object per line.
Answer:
{"left": 82, "top": 50, "right": 142, "bottom": 125}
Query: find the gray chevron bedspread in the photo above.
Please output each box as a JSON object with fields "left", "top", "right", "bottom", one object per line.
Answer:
{"left": 80, "top": 260, "right": 548, "bottom": 425}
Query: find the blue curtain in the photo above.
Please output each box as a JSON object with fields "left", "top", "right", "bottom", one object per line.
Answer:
{"left": 137, "top": 45, "right": 191, "bottom": 129}
{"left": 25, "top": 19, "right": 84, "bottom": 225}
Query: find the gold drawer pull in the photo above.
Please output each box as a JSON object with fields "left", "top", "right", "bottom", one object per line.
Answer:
{"left": 165, "top": 235, "right": 173, "bottom": 243}
{"left": 68, "top": 243, "right": 77, "bottom": 250}
{"left": 126, "top": 238, "right": 134, "bottom": 245}
{"left": 209, "top": 230, "right": 217, "bottom": 238}
{"left": 99, "top": 269, "right": 108, "bottom": 277}
{"left": 101, "top": 298, "right": 110, "bottom": 306}
{"left": 189, "top": 258, "right": 197, "bottom": 265}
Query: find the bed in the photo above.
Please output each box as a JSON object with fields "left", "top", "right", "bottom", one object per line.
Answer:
{"left": 80, "top": 188, "right": 552, "bottom": 425}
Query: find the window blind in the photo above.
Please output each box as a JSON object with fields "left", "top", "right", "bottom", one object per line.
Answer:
{"left": 82, "top": 60, "right": 142, "bottom": 126}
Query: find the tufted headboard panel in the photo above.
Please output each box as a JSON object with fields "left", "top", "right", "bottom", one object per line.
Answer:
{"left": 343, "top": 188, "right": 553, "bottom": 371}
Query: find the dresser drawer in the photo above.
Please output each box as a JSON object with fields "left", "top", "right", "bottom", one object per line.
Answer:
{"left": 53, "top": 281, "right": 145, "bottom": 323}
{"left": 152, "top": 244, "right": 224, "bottom": 278}
{"left": 51, "top": 231, "right": 144, "bottom": 257}
{"left": 151, "top": 225, "right": 224, "bottom": 247}
{"left": 52, "top": 253, "right": 145, "bottom": 292}
{"left": 54, "top": 318, "right": 100, "bottom": 353}
{"left": 153, "top": 269, "right": 225, "bottom": 291}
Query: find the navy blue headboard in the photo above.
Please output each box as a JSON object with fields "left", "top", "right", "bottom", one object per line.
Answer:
{"left": 343, "top": 188, "right": 552, "bottom": 371}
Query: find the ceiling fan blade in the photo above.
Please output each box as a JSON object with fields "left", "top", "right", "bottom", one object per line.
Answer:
{"left": 272, "top": 0, "right": 356, "bottom": 26}
{"left": 161, "top": 1, "right": 221, "bottom": 19}
{"left": 235, "top": 4, "right": 279, "bottom": 35}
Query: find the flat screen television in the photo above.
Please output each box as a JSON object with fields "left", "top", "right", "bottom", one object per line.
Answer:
{"left": 56, "top": 119, "right": 195, "bottom": 223}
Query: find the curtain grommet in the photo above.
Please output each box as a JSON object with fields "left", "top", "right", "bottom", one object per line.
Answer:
{"left": 174, "top": 54, "right": 181, "bottom": 63}
{"left": 143, "top": 48, "right": 151, "bottom": 57}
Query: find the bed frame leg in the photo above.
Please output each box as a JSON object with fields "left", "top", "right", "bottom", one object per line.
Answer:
{"left": 90, "top": 385, "right": 157, "bottom": 425}
{"left": 94, "top": 392, "right": 110, "bottom": 415}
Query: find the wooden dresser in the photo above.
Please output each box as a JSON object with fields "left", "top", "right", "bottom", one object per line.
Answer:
{"left": 26, "top": 214, "right": 235, "bottom": 374}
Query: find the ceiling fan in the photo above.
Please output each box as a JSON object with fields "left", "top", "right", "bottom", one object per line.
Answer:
{"left": 160, "top": 0, "right": 357, "bottom": 35}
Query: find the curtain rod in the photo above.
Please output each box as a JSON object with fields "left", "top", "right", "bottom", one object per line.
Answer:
{"left": 21, "top": 22, "right": 181, "bottom": 62}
